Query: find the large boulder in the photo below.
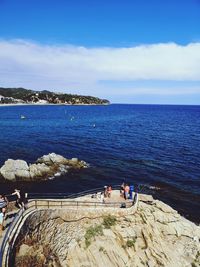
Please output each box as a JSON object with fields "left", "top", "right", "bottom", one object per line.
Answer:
{"left": 29, "top": 163, "right": 52, "bottom": 179}
{"left": 0, "top": 153, "right": 88, "bottom": 181}
{"left": 0, "top": 159, "right": 30, "bottom": 181}
{"left": 14, "top": 196, "right": 200, "bottom": 267}
{"left": 36, "top": 153, "right": 68, "bottom": 166}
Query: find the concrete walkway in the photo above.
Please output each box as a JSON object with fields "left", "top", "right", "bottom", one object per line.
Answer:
{"left": 0, "top": 190, "right": 135, "bottom": 247}
{"left": 74, "top": 189, "right": 134, "bottom": 203}
{"left": 0, "top": 189, "right": 132, "bottom": 243}
{"left": 0, "top": 190, "right": 137, "bottom": 266}
{"left": 0, "top": 191, "right": 138, "bottom": 267}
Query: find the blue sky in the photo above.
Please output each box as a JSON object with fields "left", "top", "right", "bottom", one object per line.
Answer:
{"left": 0, "top": 0, "right": 200, "bottom": 104}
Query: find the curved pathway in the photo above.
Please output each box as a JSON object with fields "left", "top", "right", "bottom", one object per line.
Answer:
{"left": 0, "top": 189, "right": 138, "bottom": 267}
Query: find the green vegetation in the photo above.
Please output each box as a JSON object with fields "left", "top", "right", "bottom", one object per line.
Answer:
{"left": 0, "top": 87, "right": 110, "bottom": 105}
{"left": 126, "top": 237, "right": 137, "bottom": 248}
{"left": 99, "top": 246, "right": 104, "bottom": 252}
{"left": 191, "top": 263, "right": 197, "bottom": 267}
{"left": 121, "top": 244, "right": 127, "bottom": 249}
{"left": 122, "top": 237, "right": 137, "bottom": 249}
{"left": 84, "top": 225, "right": 103, "bottom": 248}
{"left": 191, "top": 251, "right": 200, "bottom": 267}
{"left": 84, "top": 215, "right": 117, "bottom": 248}
{"left": 103, "top": 215, "right": 117, "bottom": 229}
{"left": 99, "top": 246, "right": 107, "bottom": 254}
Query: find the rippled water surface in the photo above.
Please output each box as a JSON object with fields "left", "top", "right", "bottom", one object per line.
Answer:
{"left": 0, "top": 104, "right": 199, "bottom": 222}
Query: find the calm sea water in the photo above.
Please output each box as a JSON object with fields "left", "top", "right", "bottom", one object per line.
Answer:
{"left": 0, "top": 104, "right": 199, "bottom": 223}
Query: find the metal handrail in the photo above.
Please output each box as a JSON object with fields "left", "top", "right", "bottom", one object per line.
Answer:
{"left": 27, "top": 184, "right": 122, "bottom": 200}
{"left": 2, "top": 207, "right": 38, "bottom": 267}
{"left": 4, "top": 183, "right": 146, "bottom": 201}
{"left": 0, "top": 208, "right": 23, "bottom": 266}
{"left": 27, "top": 199, "right": 134, "bottom": 210}
{"left": 0, "top": 185, "right": 139, "bottom": 267}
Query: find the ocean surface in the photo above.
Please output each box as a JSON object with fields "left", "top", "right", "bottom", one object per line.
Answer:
{"left": 0, "top": 104, "right": 199, "bottom": 223}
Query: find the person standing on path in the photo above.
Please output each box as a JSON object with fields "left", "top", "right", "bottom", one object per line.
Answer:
{"left": 12, "top": 189, "right": 25, "bottom": 209}
{"left": 124, "top": 184, "right": 130, "bottom": 200}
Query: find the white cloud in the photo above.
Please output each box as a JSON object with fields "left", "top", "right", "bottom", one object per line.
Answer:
{"left": 0, "top": 39, "right": 200, "bottom": 100}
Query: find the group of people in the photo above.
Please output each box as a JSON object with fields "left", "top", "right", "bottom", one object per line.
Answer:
{"left": 91, "top": 183, "right": 134, "bottom": 203}
{"left": 120, "top": 182, "right": 134, "bottom": 200}
{"left": 0, "top": 189, "right": 27, "bottom": 234}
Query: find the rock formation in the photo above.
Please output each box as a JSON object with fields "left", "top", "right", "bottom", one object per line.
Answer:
{"left": 14, "top": 194, "right": 200, "bottom": 267}
{"left": 0, "top": 153, "right": 88, "bottom": 181}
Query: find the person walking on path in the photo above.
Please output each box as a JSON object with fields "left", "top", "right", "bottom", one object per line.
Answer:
{"left": 12, "top": 189, "right": 25, "bottom": 209}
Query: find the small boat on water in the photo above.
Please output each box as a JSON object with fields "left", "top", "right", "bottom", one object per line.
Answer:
{"left": 20, "top": 115, "right": 26, "bottom": 119}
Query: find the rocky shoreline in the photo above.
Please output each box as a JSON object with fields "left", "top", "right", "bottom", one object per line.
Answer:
{"left": 13, "top": 193, "right": 200, "bottom": 267}
{"left": 0, "top": 153, "right": 88, "bottom": 181}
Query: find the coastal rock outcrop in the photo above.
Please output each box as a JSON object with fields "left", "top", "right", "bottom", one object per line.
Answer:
{"left": 0, "top": 159, "right": 30, "bottom": 181}
{"left": 0, "top": 153, "right": 88, "bottom": 181}
{"left": 14, "top": 194, "right": 200, "bottom": 267}
{"left": 36, "top": 153, "right": 68, "bottom": 166}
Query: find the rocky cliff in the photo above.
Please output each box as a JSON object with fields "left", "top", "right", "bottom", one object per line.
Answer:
{"left": 14, "top": 194, "right": 200, "bottom": 267}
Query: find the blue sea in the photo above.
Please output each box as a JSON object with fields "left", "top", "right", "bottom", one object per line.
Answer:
{"left": 0, "top": 104, "right": 199, "bottom": 223}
